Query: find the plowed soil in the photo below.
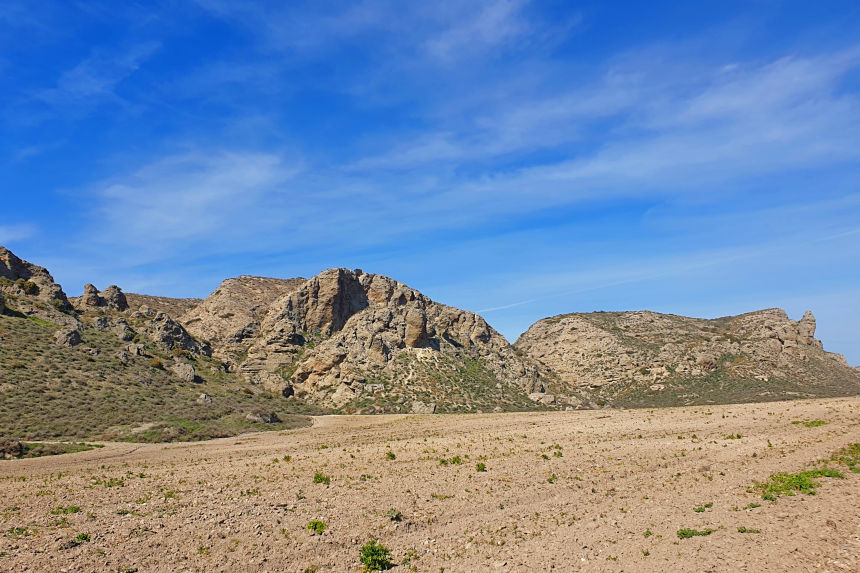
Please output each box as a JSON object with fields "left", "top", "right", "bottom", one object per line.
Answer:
{"left": 1, "top": 397, "right": 858, "bottom": 572}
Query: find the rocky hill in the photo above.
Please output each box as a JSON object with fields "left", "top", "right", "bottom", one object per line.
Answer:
{"left": 515, "top": 309, "right": 860, "bottom": 407}
{"left": 0, "top": 246, "right": 75, "bottom": 326}
{"left": 0, "top": 248, "right": 315, "bottom": 442}
{"left": 238, "top": 268, "right": 542, "bottom": 413}
{"left": 124, "top": 293, "right": 202, "bottom": 318}
{"left": 180, "top": 275, "right": 306, "bottom": 364}
{"left": 2, "top": 245, "right": 859, "bottom": 442}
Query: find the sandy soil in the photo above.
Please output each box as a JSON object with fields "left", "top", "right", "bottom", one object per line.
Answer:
{"left": 1, "top": 397, "right": 858, "bottom": 572}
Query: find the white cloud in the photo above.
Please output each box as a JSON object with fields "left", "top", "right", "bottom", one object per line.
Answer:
{"left": 86, "top": 150, "right": 303, "bottom": 262}
{"left": 36, "top": 41, "right": 160, "bottom": 109}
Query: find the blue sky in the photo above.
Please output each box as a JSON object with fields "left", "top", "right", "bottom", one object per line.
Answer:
{"left": 1, "top": 1, "right": 859, "bottom": 364}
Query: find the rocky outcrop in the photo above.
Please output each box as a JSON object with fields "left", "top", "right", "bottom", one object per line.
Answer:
{"left": 169, "top": 361, "right": 196, "bottom": 382}
{"left": 0, "top": 292, "right": 5, "bottom": 314}
{"left": 144, "top": 311, "right": 211, "bottom": 356}
{"left": 125, "top": 293, "right": 201, "bottom": 319}
{"left": 245, "top": 410, "right": 281, "bottom": 424}
{"left": 241, "top": 268, "right": 541, "bottom": 411}
{"left": 73, "top": 284, "right": 129, "bottom": 311}
{"left": 515, "top": 309, "right": 860, "bottom": 407}
{"left": 0, "top": 246, "right": 74, "bottom": 324}
{"left": 181, "top": 276, "right": 306, "bottom": 361}
{"left": 54, "top": 328, "right": 82, "bottom": 347}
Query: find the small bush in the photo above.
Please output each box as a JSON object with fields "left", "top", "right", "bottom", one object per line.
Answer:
{"left": 313, "top": 472, "right": 331, "bottom": 485}
{"left": 830, "top": 443, "right": 860, "bottom": 473}
{"left": 50, "top": 506, "right": 81, "bottom": 515}
{"left": 737, "top": 526, "right": 760, "bottom": 534}
{"left": 359, "top": 539, "right": 393, "bottom": 571}
{"left": 385, "top": 508, "right": 402, "bottom": 522}
{"left": 476, "top": 462, "right": 487, "bottom": 472}
{"left": 385, "top": 451, "right": 396, "bottom": 460}
{"left": 756, "top": 467, "right": 843, "bottom": 499}
{"left": 307, "top": 520, "right": 327, "bottom": 535}
{"left": 149, "top": 357, "right": 164, "bottom": 370}
{"left": 677, "top": 528, "right": 714, "bottom": 539}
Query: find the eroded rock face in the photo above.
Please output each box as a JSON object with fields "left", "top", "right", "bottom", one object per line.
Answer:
{"left": 240, "top": 268, "right": 541, "bottom": 410}
{"left": 169, "top": 361, "right": 196, "bottom": 383}
{"left": 181, "top": 276, "right": 306, "bottom": 361}
{"left": 148, "top": 312, "right": 211, "bottom": 356}
{"left": 515, "top": 308, "right": 860, "bottom": 406}
{"left": 0, "top": 246, "right": 74, "bottom": 324}
{"left": 73, "top": 284, "right": 129, "bottom": 311}
{"left": 54, "top": 328, "right": 82, "bottom": 347}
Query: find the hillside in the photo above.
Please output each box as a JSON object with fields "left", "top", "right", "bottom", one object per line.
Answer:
{"left": 515, "top": 309, "right": 860, "bottom": 407}
{"left": 180, "top": 275, "right": 306, "bottom": 364}
{"left": 2, "top": 245, "right": 860, "bottom": 443}
{"left": 237, "top": 268, "right": 543, "bottom": 413}
{"left": 0, "top": 251, "right": 317, "bottom": 442}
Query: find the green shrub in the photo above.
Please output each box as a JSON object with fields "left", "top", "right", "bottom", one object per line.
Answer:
{"left": 677, "top": 528, "right": 714, "bottom": 539}
{"left": 307, "top": 520, "right": 326, "bottom": 535}
{"left": 756, "top": 467, "right": 843, "bottom": 499}
{"left": 830, "top": 443, "right": 860, "bottom": 473}
{"left": 50, "top": 505, "right": 81, "bottom": 515}
{"left": 359, "top": 539, "right": 393, "bottom": 571}
{"left": 313, "top": 472, "right": 331, "bottom": 485}
{"left": 476, "top": 462, "right": 487, "bottom": 472}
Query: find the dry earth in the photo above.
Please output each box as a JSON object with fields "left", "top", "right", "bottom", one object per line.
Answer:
{"left": 1, "top": 398, "right": 858, "bottom": 572}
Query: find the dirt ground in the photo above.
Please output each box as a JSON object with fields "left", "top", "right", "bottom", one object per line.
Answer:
{"left": 1, "top": 397, "right": 858, "bottom": 572}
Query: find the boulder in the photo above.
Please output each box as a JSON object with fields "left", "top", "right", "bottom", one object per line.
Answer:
{"left": 78, "top": 284, "right": 102, "bottom": 308}
{"left": 245, "top": 410, "right": 280, "bottom": 424}
{"left": 101, "top": 285, "right": 129, "bottom": 311}
{"left": 0, "top": 438, "right": 24, "bottom": 459}
{"left": 410, "top": 400, "right": 436, "bottom": 414}
{"left": 169, "top": 361, "right": 196, "bottom": 383}
{"left": 196, "top": 393, "right": 213, "bottom": 405}
{"left": 113, "top": 320, "right": 135, "bottom": 342}
{"left": 148, "top": 312, "right": 210, "bottom": 356}
{"left": 54, "top": 328, "right": 82, "bottom": 347}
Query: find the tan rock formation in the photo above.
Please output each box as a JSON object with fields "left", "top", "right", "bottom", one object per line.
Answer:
{"left": 124, "top": 293, "right": 201, "bottom": 318}
{"left": 72, "top": 284, "right": 129, "bottom": 311}
{"left": 181, "top": 276, "right": 306, "bottom": 361}
{"left": 240, "top": 268, "right": 541, "bottom": 411}
{"left": 0, "top": 246, "right": 74, "bottom": 324}
{"left": 515, "top": 309, "right": 860, "bottom": 407}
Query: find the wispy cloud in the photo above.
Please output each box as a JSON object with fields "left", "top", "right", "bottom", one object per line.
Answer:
{"left": 84, "top": 150, "right": 302, "bottom": 263}
{"left": 37, "top": 41, "right": 160, "bottom": 108}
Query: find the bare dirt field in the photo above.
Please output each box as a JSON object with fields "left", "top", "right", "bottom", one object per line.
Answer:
{"left": 1, "top": 397, "right": 858, "bottom": 572}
